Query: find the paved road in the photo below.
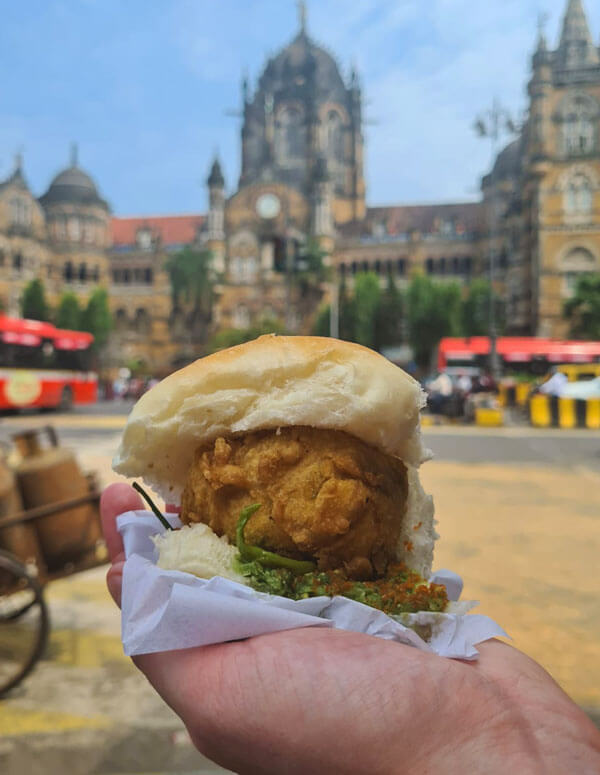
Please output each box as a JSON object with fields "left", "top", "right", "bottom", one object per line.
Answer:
{"left": 1, "top": 403, "right": 599, "bottom": 470}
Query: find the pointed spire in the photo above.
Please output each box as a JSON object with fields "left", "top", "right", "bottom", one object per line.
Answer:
{"left": 557, "top": 0, "right": 599, "bottom": 68}
{"left": 297, "top": 0, "right": 307, "bottom": 36}
{"left": 536, "top": 11, "right": 549, "bottom": 53}
{"left": 207, "top": 155, "right": 225, "bottom": 188}
{"left": 70, "top": 141, "right": 79, "bottom": 168}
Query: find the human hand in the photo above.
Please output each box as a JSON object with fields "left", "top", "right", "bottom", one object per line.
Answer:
{"left": 102, "top": 483, "right": 600, "bottom": 775}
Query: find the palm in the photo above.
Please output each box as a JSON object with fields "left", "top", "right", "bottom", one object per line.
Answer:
{"left": 101, "top": 485, "right": 600, "bottom": 775}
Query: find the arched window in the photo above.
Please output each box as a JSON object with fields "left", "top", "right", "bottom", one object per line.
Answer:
{"left": 134, "top": 308, "right": 151, "bottom": 335}
{"left": 374, "top": 259, "right": 382, "bottom": 275}
{"left": 68, "top": 217, "right": 81, "bottom": 241}
{"left": 63, "top": 261, "right": 74, "bottom": 282}
{"left": 326, "top": 111, "right": 344, "bottom": 163}
{"left": 91, "top": 265, "right": 100, "bottom": 283}
{"left": 144, "top": 267, "right": 153, "bottom": 284}
{"left": 397, "top": 258, "right": 406, "bottom": 276}
{"left": 233, "top": 305, "right": 250, "bottom": 329}
{"left": 561, "top": 95, "right": 597, "bottom": 156}
{"left": 438, "top": 258, "right": 447, "bottom": 275}
{"left": 115, "top": 308, "right": 128, "bottom": 332}
{"left": 425, "top": 258, "right": 434, "bottom": 275}
{"left": 560, "top": 247, "right": 598, "bottom": 298}
{"left": 78, "top": 262, "right": 87, "bottom": 282}
{"left": 565, "top": 173, "right": 593, "bottom": 215}
{"left": 275, "top": 107, "right": 305, "bottom": 164}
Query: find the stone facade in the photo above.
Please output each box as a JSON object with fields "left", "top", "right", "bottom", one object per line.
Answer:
{"left": 0, "top": 0, "right": 598, "bottom": 375}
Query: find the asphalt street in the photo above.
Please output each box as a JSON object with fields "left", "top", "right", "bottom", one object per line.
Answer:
{"left": 1, "top": 401, "right": 599, "bottom": 471}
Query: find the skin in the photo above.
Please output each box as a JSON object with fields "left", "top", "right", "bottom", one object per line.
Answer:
{"left": 102, "top": 483, "right": 600, "bottom": 775}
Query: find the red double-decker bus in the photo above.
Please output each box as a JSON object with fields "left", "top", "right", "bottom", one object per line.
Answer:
{"left": 438, "top": 337, "right": 600, "bottom": 375}
{"left": 0, "top": 315, "right": 97, "bottom": 410}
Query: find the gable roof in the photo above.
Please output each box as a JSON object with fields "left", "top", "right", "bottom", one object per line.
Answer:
{"left": 111, "top": 214, "right": 205, "bottom": 249}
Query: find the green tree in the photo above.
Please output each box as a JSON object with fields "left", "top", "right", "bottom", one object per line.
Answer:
{"left": 80, "top": 288, "right": 113, "bottom": 349}
{"left": 353, "top": 272, "right": 381, "bottom": 348}
{"left": 55, "top": 292, "right": 82, "bottom": 330}
{"left": 374, "top": 273, "right": 404, "bottom": 349}
{"left": 406, "top": 275, "right": 461, "bottom": 371}
{"left": 165, "top": 247, "right": 213, "bottom": 340}
{"left": 564, "top": 273, "right": 600, "bottom": 340}
{"left": 21, "top": 278, "right": 50, "bottom": 321}
{"left": 461, "top": 279, "right": 505, "bottom": 337}
{"left": 311, "top": 275, "right": 356, "bottom": 341}
{"left": 208, "top": 316, "right": 286, "bottom": 353}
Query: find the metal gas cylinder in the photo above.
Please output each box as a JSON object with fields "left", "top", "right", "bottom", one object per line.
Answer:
{"left": 0, "top": 448, "right": 46, "bottom": 575}
{"left": 13, "top": 427, "right": 102, "bottom": 572}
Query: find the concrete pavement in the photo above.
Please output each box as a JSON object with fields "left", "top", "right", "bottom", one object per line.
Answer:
{"left": 0, "top": 407, "right": 599, "bottom": 772}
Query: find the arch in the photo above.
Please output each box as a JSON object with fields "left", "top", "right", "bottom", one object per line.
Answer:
{"left": 438, "top": 258, "right": 447, "bottom": 275}
{"left": 425, "top": 258, "right": 434, "bottom": 275}
{"left": 91, "top": 265, "right": 100, "bottom": 283}
{"left": 565, "top": 172, "right": 594, "bottom": 215}
{"left": 233, "top": 304, "right": 250, "bottom": 329}
{"left": 275, "top": 105, "right": 306, "bottom": 164}
{"left": 325, "top": 110, "right": 344, "bottom": 163}
{"left": 115, "top": 308, "right": 128, "bottom": 332}
{"left": 134, "top": 308, "right": 151, "bottom": 335}
{"left": 558, "top": 246, "right": 599, "bottom": 298}
{"left": 397, "top": 258, "right": 406, "bottom": 276}
{"left": 557, "top": 93, "right": 598, "bottom": 157}
{"left": 78, "top": 262, "right": 87, "bottom": 282}
{"left": 63, "top": 260, "right": 74, "bottom": 282}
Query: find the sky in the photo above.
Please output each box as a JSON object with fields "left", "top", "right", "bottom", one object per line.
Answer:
{"left": 1, "top": 0, "right": 599, "bottom": 216}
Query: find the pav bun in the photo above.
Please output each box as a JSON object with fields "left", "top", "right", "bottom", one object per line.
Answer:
{"left": 113, "top": 335, "right": 429, "bottom": 500}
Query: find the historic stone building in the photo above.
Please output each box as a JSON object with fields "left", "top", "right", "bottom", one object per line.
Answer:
{"left": 489, "top": 0, "right": 600, "bottom": 338}
{"left": 0, "top": 0, "right": 598, "bottom": 374}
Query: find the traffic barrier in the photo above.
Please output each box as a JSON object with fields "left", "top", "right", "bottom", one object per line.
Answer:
{"left": 529, "top": 394, "right": 600, "bottom": 429}
{"left": 475, "top": 407, "right": 504, "bottom": 427}
{"left": 498, "top": 382, "right": 532, "bottom": 408}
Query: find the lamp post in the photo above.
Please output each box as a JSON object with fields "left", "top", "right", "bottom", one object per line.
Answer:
{"left": 474, "top": 98, "right": 518, "bottom": 379}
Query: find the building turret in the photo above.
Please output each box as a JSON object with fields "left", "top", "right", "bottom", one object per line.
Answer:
{"left": 529, "top": 26, "right": 553, "bottom": 161}
{"left": 555, "top": 0, "right": 599, "bottom": 71}
{"left": 311, "top": 155, "right": 334, "bottom": 251}
{"left": 206, "top": 156, "right": 226, "bottom": 273}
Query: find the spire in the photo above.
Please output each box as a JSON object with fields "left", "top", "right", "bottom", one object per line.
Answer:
{"left": 70, "top": 141, "right": 79, "bottom": 168}
{"left": 557, "top": 0, "right": 599, "bottom": 69}
{"left": 297, "top": 0, "right": 307, "bottom": 36}
{"left": 207, "top": 155, "right": 225, "bottom": 188}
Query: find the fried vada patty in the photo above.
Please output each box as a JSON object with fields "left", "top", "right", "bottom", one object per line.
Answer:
{"left": 180, "top": 426, "right": 409, "bottom": 579}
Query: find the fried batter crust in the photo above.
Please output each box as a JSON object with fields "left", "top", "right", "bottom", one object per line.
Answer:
{"left": 180, "top": 427, "right": 408, "bottom": 578}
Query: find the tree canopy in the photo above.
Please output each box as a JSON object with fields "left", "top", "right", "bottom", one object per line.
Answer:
{"left": 406, "top": 275, "right": 462, "bottom": 370}
{"left": 165, "top": 247, "right": 213, "bottom": 340}
{"left": 55, "top": 292, "right": 82, "bottom": 330}
{"left": 21, "top": 279, "right": 50, "bottom": 322}
{"left": 80, "top": 288, "right": 113, "bottom": 349}
{"left": 564, "top": 273, "right": 600, "bottom": 340}
{"left": 461, "top": 278, "right": 505, "bottom": 337}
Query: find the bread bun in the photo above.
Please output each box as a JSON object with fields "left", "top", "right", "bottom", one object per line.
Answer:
{"left": 113, "top": 335, "right": 428, "bottom": 500}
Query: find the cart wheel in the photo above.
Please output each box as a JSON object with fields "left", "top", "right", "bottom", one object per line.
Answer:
{"left": 0, "top": 550, "right": 49, "bottom": 697}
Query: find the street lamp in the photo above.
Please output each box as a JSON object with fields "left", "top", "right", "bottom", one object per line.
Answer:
{"left": 474, "top": 97, "right": 518, "bottom": 379}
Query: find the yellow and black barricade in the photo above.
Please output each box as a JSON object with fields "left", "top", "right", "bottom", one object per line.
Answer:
{"left": 529, "top": 394, "right": 600, "bottom": 429}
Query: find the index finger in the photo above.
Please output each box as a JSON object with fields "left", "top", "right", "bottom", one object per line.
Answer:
{"left": 100, "top": 482, "right": 143, "bottom": 563}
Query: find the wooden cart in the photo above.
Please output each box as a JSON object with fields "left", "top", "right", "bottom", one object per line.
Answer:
{"left": 0, "top": 428, "right": 105, "bottom": 697}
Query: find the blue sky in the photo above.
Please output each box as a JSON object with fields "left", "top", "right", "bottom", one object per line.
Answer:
{"left": 1, "top": 0, "right": 598, "bottom": 215}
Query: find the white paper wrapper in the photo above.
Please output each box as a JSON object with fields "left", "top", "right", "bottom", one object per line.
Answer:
{"left": 117, "top": 510, "right": 508, "bottom": 660}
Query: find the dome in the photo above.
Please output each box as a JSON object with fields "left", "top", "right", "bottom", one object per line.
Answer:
{"left": 39, "top": 162, "right": 108, "bottom": 209}
{"left": 492, "top": 139, "right": 521, "bottom": 181}
{"left": 257, "top": 30, "right": 347, "bottom": 103}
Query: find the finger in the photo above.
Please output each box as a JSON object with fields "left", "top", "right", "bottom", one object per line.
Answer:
{"left": 106, "top": 559, "right": 124, "bottom": 607}
{"left": 100, "top": 482, "right": 143, "bottom": 563}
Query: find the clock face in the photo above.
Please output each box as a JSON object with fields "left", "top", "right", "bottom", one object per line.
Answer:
{"left": 256, "top": 193, "right": 281, "bottom": 219}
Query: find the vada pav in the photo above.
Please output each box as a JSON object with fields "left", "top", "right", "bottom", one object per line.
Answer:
{"left": 113, "top": 335, "right": 448, "bottom": 615}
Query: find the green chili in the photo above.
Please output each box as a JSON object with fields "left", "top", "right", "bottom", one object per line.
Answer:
{"left": 133, "top": 482, "right": 174, "bottom": 531}
{"left": 236, "top": 503, "right": 316, "bottom": 575}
